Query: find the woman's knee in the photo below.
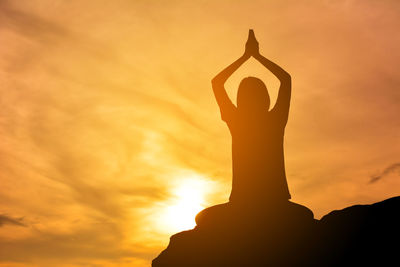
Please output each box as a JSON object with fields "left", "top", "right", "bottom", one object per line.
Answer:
{"left": 195, "top": 203, "right": 230, "bottom": 226}
{"left": 288, "top": 201, "right": 314, "bottom": 219}
{"left": 195, "top": 208, "right": 207, "bottom": 226}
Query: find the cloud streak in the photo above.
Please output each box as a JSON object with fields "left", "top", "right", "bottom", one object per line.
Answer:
{"left": 370, "top": 163, "right": 400, "bottom": 183}
{"left": 0, "top": 214, "right": 25, "bottom": 227}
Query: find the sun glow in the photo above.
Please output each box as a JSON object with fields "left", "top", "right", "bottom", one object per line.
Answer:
{"left": 162, "top": 176, "right": 212, "bottom": 232}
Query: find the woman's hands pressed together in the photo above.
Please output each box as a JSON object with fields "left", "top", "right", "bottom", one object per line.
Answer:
{"left": 244, "top": 29, "right": 260, "bottom": 58}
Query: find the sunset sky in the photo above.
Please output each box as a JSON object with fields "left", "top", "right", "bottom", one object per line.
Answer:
{"left": 1, "top": 0, "right": 399, "bottom": 266}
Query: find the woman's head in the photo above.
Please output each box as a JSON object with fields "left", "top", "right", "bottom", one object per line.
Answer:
{"left": 237, "top": 77, "right": 270, "bottom": 111}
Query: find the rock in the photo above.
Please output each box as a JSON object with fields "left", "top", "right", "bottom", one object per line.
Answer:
{"left": 315, "top": 196, "right": 400, "bottom": 265}
{"left": 152, "top": 196, "right": 400, "bottom": 266}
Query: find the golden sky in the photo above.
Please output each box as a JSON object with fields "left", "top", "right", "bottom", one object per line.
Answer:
{"left": 0, "top": 0, "right": 399, "bottom": 266}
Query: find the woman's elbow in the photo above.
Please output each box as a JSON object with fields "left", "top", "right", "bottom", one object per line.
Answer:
{"left": 280, "top": 73, "right": 291, "bottom": 86}
{"left": 211, "top": 78, "right": 224, "bottom": 89}
{"left": 282, "top": 72, "right": 291, "bottom": 82}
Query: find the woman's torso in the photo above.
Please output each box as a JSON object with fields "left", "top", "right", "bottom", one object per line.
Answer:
{"left": 227, "top": 110, "right": 291, "bottom": 204}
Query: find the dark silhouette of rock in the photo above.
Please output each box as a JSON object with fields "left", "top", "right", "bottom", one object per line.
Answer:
{"left": 315, "top": 196, "right": 400, "bottom": 265}
{"left": 153, "top": 196, "right": 400, "bottom": 266}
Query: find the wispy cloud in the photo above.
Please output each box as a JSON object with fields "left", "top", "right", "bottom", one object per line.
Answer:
{"left": 370, "top": 163, "right": 400, "bottom": 183}
{"left": 0, "top": 214, "right": 25, "bottom": 227}
{"left": 0, "top": 221, "right": 149, "bottom": 263}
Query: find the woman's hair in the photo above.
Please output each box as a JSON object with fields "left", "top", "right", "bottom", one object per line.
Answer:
{"left": 237, "top": 76, "right": 270, "bottom": 111}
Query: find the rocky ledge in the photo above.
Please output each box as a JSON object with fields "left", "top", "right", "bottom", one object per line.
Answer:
{"left": 153, "top": 196, "right": 399, "bottom": 266}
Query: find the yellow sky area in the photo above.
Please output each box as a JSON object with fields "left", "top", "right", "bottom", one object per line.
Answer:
{"left": 0, "top": 0, "right": 400, "bottom": 266}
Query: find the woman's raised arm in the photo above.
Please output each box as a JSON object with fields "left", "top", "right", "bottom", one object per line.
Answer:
{"left": 211, "top": 54, "right": 249, "bottom": 110}
{"left": 211, "top": 32, "right": 253, "bottom": 121}
{"left": 249, "top": 30, "right": 292, "bottom": 124}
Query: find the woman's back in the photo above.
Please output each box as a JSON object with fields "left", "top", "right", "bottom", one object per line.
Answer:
{"left": 226, "top": 108, "right": 291, "bottom": 204}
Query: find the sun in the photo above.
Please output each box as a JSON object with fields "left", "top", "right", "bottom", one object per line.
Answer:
{"left": 162, "top": 176, "right": 211, "bottom": 232}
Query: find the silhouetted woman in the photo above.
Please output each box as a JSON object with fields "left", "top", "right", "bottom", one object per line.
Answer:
{"left": 196, "top": 30, "right": 296, "bottom": 226}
